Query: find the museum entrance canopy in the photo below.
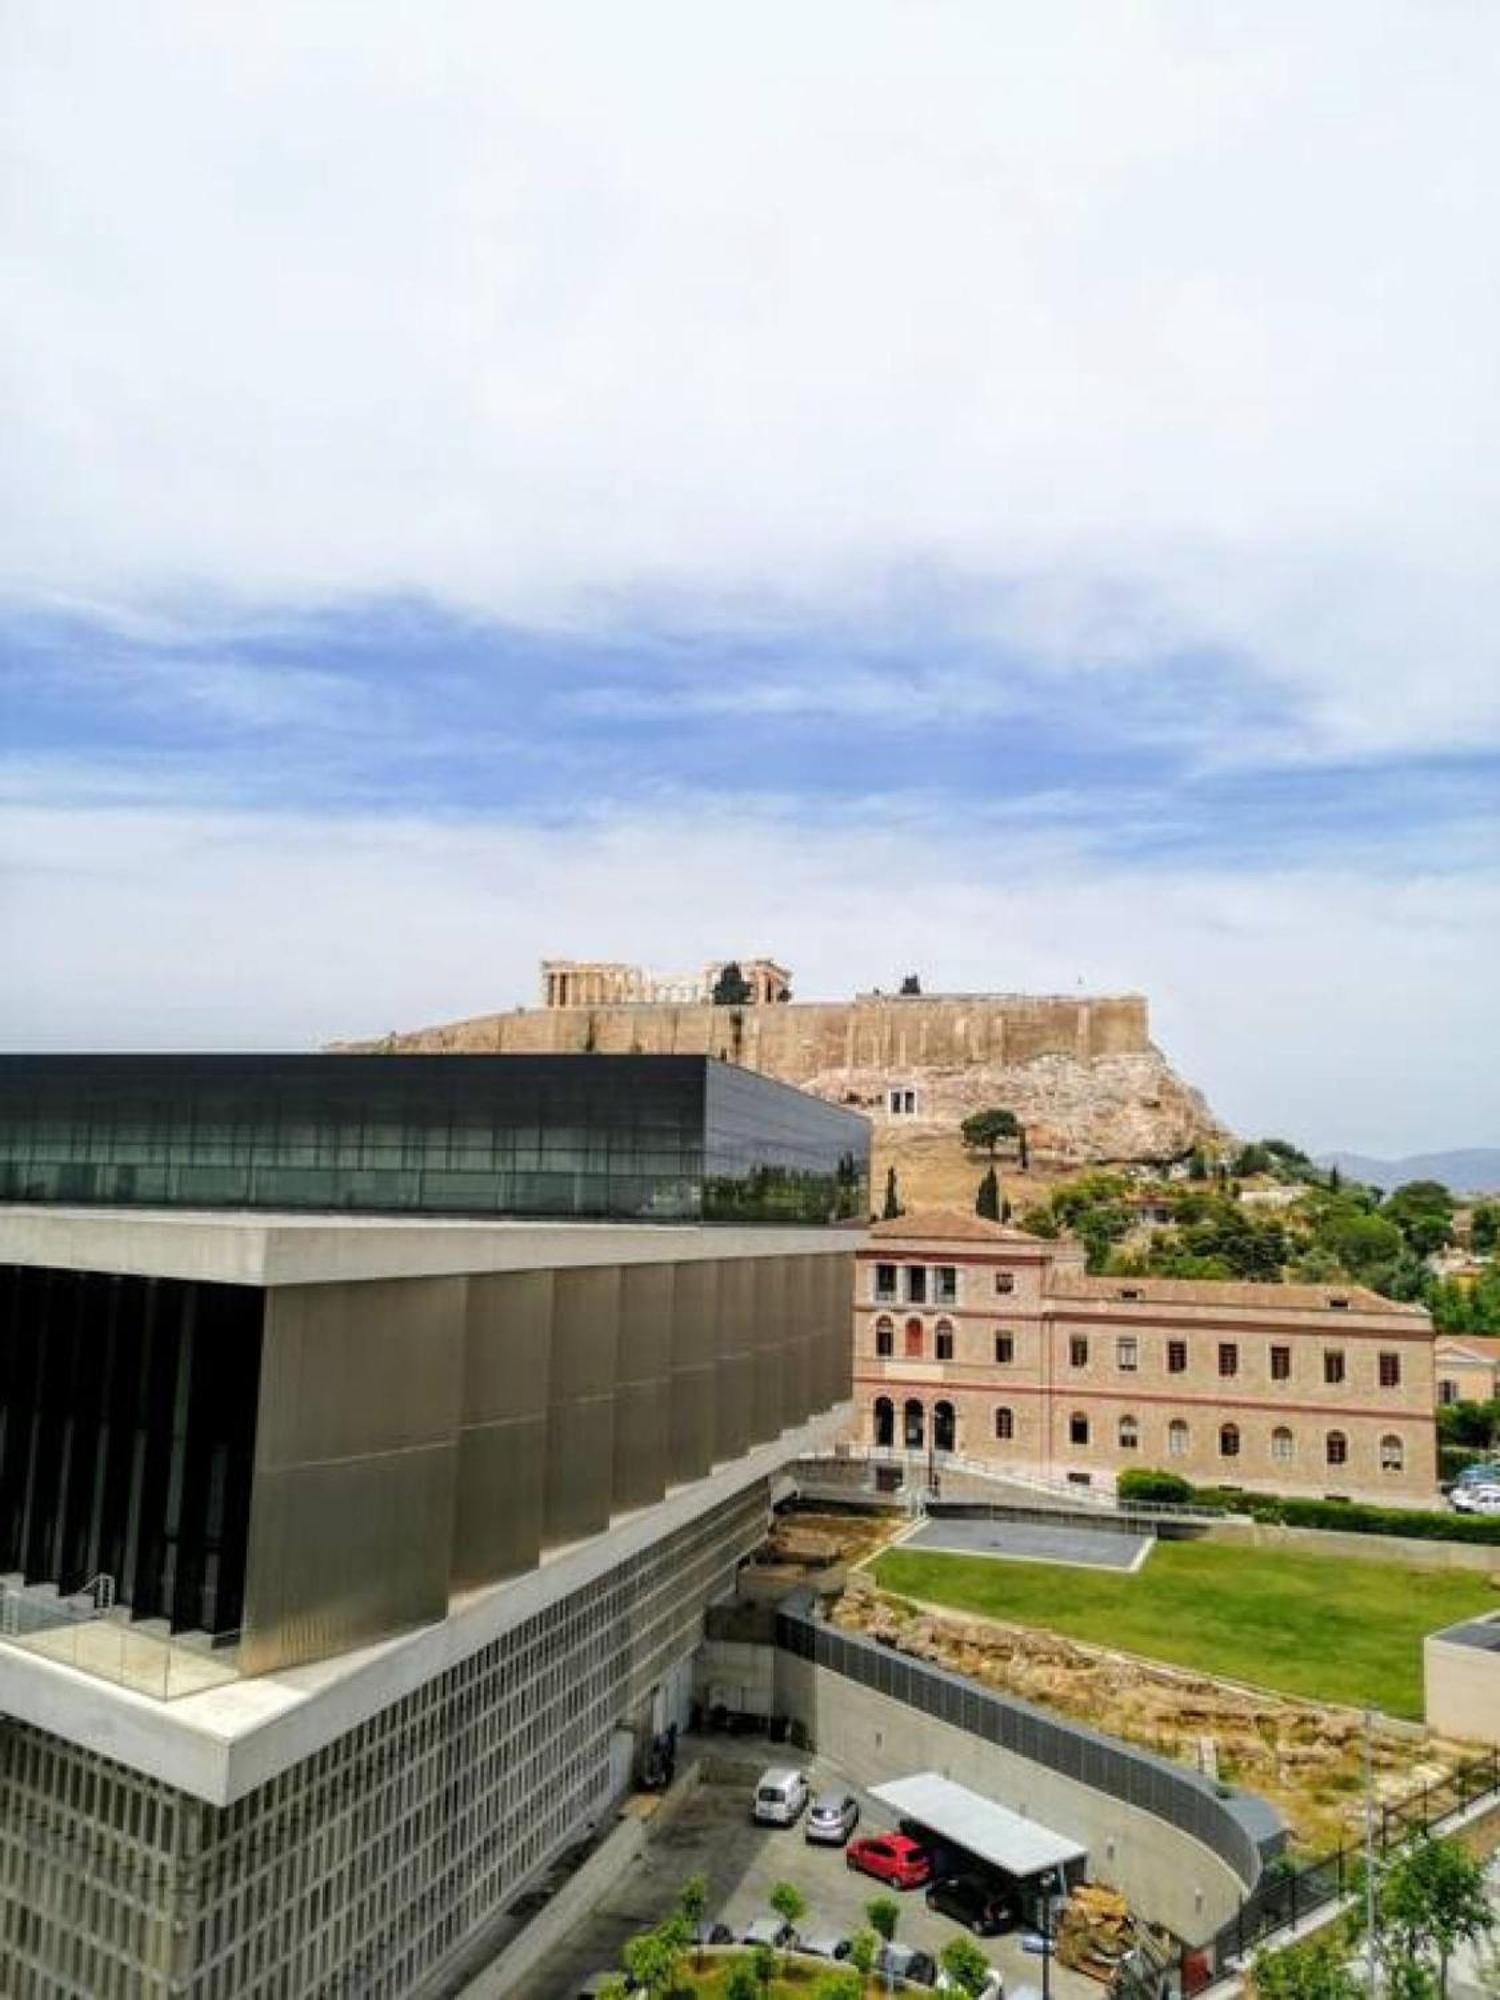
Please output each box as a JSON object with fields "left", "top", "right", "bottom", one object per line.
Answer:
{"left": 0, "top": 1053, "right": 868, "bottom": 1224}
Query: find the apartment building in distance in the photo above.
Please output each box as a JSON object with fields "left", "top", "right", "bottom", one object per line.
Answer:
{"left": 0, "top": 1054, "right": 867, "bottom": 1999}
{"left": 855, "top": 1213, "right": 1438, "bottom": 1502}
{"left": 1434, "top": 1334, "right": 1500, "bottom": 1406}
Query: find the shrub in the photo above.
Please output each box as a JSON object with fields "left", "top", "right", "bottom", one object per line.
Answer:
{"left": 1117, "top": 1468, "right": 1192, "bottom": 1504}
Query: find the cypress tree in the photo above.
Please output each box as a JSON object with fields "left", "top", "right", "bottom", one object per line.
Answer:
{"left": 881, "top": 1166, "right": 902, "bottom": 1220}
{"left": 976, "top": 1166, "right": 1001, "bottom": 1221}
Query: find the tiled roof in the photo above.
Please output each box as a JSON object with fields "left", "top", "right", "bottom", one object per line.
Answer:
{"left": 1050, "top": 1273, "right": 1427, "bottom": 1317}
{"left": 1435, "top": 1334, "right": 1500, "bottom": 1361}
{"left": 865, "top": 1210, "right": 1045, "bottom": 1245}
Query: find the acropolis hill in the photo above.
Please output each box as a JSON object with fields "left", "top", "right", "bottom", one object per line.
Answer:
{"left": 342, "top": 961, "right": 1231, "bottom": 1209}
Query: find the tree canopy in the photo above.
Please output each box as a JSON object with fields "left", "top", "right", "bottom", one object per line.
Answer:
{"left": 711, "top": 961, "right": 752, "bottom": 1006}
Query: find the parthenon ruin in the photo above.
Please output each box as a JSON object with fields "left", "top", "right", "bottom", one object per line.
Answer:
{"left": 540, "top": 958, "right": 792, "bottom": 1008}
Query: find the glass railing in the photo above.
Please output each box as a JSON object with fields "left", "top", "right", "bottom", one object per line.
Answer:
{"left": 0, "top": 1581, "right": 241, "bottom": 1700}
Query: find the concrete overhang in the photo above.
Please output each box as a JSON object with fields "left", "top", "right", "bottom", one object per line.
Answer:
{"left": 0, "top": 1206, "right": 864, "bottom": 1287}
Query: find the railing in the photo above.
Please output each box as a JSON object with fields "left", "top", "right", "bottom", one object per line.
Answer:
{"left": 0, "top": 1578, "right": 240, "bottom": 1701}
{"left": 801, "top": 1447, "right": 1237, "bottom": 1525}
{"left": 1116, "top": 1744, "right": 1500, "bottom": 1999}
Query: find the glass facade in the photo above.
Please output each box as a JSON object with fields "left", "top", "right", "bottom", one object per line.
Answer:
{"left": 0, "top": 1265, "right": 262, "bottom": 1632}
{"left": 0, "top": 1054, "right": 869, "bottom": 1225}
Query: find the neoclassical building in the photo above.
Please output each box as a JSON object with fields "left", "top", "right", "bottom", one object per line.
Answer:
{"left": 855, "top": 1213, "right": 1438, "bottom": 1503}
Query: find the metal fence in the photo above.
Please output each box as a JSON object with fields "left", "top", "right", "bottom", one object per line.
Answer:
{"left": 774, "top": 1597, "right": 1283, "bottom": 1893}
{"left": 1119, "top": 1743, "right": 1500, "bottom": 1998}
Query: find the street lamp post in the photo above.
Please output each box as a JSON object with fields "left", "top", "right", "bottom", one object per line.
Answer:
{"left": 1040, "top": 1870, "right": 1057, "bottom": 2000}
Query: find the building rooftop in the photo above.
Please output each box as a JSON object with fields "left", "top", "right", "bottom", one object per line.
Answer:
{"left": 866, "top": 1210, "right": 1045, "bottom": 1245}
{"left": 1434, "top": 1333, "right": 1500, "bottom": 1360}
{"left": 1051, "top": 1272, "right": 1427, "bottom": 1316}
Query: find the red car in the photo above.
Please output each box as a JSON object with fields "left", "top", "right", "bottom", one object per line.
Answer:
{"left": 845, "top": 1832, "right": 932, "bottom": 1890}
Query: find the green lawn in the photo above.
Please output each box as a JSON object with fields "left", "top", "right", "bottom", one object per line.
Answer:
{"left": 872, "top": 1539, "right": 1496, "bottom": 1719}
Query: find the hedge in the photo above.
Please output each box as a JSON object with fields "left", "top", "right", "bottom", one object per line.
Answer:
{"left": 1120, "top": 1470, "right": 1500, "bottom": 1544}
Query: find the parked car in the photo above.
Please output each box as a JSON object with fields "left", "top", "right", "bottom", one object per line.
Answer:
{"left": 1451, "top": 1484, "right": 1500, "bottom": 1514}
{"left": 797, "top": 1932, "right": 853, "bottom": 1961}
{"left": 752, "top": 1767, "right": 811, "bottom": 1826}
{"left": 926, "top": 1874, "right": 1020, "bottom": 1937}
{"left": 742, "top": 1916, "right": 798, "bottom": 1951}
{"left": 876, "top": 1942, "right": 938, "bottom": 1988}
{"left": 686, "top": 1921, "right": 734, "bottom": 1949}
{"left": 805, "top": 1790, "right": 861, "bottom": 1846}
{"left": 1453, "top": 1463, "right": 1500, "bottom": 1485}
{"left": 846, "top": 1832, "right": 933, "bottom": 1889}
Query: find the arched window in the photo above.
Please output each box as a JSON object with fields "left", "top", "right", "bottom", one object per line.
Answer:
{"left": 874, "top": 1315, "right": 894, "bottom": 1358}
{"left": 873, "top": 1397, "right": 894, "bottom": 1449}
{"left": 1118, "top": 1415, "right": 1140, "bottom": 1451}
{"left": 935, "top": 1318, "right": 955, "bottom": 1361}
{"left": 934, "top": 1400, "right": 956, "bottom": 1453}
{"left": 1380, "top": 1434, "right": 1404, "bottom": 1473}
{"left": 1326, "top": 1430, "right": 1348, "bottom": 1467}
{"left": 904, "top": 1317, "right": 923, "bottom": 1359}
{"left": 903, "top": 1398, "right": 925, "bottom": 1450}
{"left": 994, "top": 1406, "right": 1014, "bottom": 1441}
{"left": 1219, "top": 1423, "right": 1241, "bottom": 1459}
{"left": 1168, "top": 1419, "right": 1189, "bottom": 1458}
{"left": 1271, "top": 1426, "right": 1294, "bottom": 1463}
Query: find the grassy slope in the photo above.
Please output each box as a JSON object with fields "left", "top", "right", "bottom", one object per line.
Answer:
{"left": 872, "top": 1539, "right": 1495, "bottom": 1719}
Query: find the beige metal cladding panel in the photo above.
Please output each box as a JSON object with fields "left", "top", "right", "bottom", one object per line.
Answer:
{"left": 256, "top": 1276, "right": 467, "bottom": 1465}
{"left": 239, "top": 1444, "right": 455, "bottom": 1672}
{"left": 783, "top": 1257, "right": 813, "bottom": 1424}
{"left": 452, "top": 1412, "right": 547, "bottom": 1587}
{"left": 545, "top": 1266, "right": 620, "bottom": 1546}
{"left": 462, "top": 1269, "right": 554, "bottom": 1424}
{"left": 613, "top": 1265, "right": 673, "bottom": 1512}
{"left": 714, "top": 1259, "right": 756, "bottom": 1463}
{"left": 750, "top": 1259, "right": 787, "bottom": 1443}
{"left": 669, "top": 1260, "right": 719, "bottom": 1485}
{"left": 816, "top": 1252, "right": 854, "bottom": 1404}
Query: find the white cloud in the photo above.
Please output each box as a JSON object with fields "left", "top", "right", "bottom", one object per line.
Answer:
{"left": 1, "top": 796, "right": 1494, "bottom": 1156}
{"left": 4, "top": 0, "right": 1499, "bottom": 756}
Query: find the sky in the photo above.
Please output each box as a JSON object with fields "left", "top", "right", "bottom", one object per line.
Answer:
{"left": 2, "top": 2, "right": 1497, "bottom": 1156}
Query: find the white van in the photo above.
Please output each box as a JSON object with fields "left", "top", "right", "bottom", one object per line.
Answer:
{"left": 752, "top": 1766, "right": 810, "bottom": 1826}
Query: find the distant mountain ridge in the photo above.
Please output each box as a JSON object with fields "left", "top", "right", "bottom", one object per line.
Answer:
{"left": 1317, "top": 1148, "right": 1500, "bottom": 1195}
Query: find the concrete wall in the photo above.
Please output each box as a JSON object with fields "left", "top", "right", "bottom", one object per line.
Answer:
{"left": 359, "top": 993, "right": 1153, "bottom": 1078}
{"left": 775, "top": 1657, "right": 1248, "bottom": 1940}
{"left": 240, "top": 1248, "right": 854, "bottom": 1672}
{"left": 1203, "top": 1518, "right": 1500, "bottom": 1576}
{"left": 1425, "top": 1633, "right": 1500, "bottom": 1746}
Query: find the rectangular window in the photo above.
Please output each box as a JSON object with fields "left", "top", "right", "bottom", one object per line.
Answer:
{"left": 935, "top": 1266, "right": 958, "bottom": 1304}
{"left": 1069, "top": 1413, "right": 1090, "bottom": 1446}
{"left": 994, "top": 1272, "right": 1015, "bottom": 1295}
{"left": 1438, "top": 1379, "right": 1457, "bottom": 1406}
{"left": 905, "top": 1266, "right": 927, "bottom": 1304}
{"left": 1218, "top": 1342, "right": 1238, "bottom": 1378}
{"left": 1069, "top": 1336, "right": 1089, "bottom": 1368}
{"left": 874, "top": 1263, "right": 897, "bottom": 1301}
{"left": 1324, "top": 1350, "right": 1345, "bottom": 1385}
{"left": 1166, "top": 1339, "right": 1187, "bottom": 1374}
{"left": 1270, "top": 1345, "right": 1291, "bottom": 1381}
{"left": 1117, "top": 1336, "right": 1138, "bottom": 1372}
{"left": 1379, "top": 1351, "right": 1401, "bottom": 1388}
{"left": 994, "top": 1333, "right": 1015, "bottom": 1365}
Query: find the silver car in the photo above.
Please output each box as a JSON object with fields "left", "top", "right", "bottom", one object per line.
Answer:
{"left": 804, "top": 1789, "right": 861, "bottom": 1845}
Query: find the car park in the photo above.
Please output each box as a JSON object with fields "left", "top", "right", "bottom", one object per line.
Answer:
{"left": 806, "top": 1790, "right": 861, "bottom": 1846}
{"left": 742, "top": 1916, "right": 798, "bottom": 1950}
{"left": 797, "top": 1931, "right": 853, "bottom": 1961}
{"left": 926, "top": 1873, "right": 1020, "bottom": 1937}
{"left": 877, "top": 1942, "right": 938, "bottom": 1987}
{"left": 847, "top": 1832, "right": 933, "bottom": 1889}
{"left": 753, "top": 1767, "right": 811, "bottom": 1826}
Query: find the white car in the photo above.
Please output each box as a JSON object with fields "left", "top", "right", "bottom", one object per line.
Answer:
{"left": 752, "top": 1766, "right": 811, "bottom": 1826}
{"left": 1451, "top": 1485, "right": 1500, "bottom": 1515}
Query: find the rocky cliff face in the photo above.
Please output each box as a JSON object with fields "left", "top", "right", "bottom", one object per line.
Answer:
{"left": 338, "top": 988, "right": 1230, "bottom": 1207}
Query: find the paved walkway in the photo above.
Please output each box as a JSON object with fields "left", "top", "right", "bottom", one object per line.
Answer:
{"left": 901, "top": 1517, "right": 1153, "bottom": 1572}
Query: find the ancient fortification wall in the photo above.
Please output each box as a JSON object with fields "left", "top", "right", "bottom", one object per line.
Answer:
{"left": 353, "top": 992, "right": 1152, "bottom": 1076}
